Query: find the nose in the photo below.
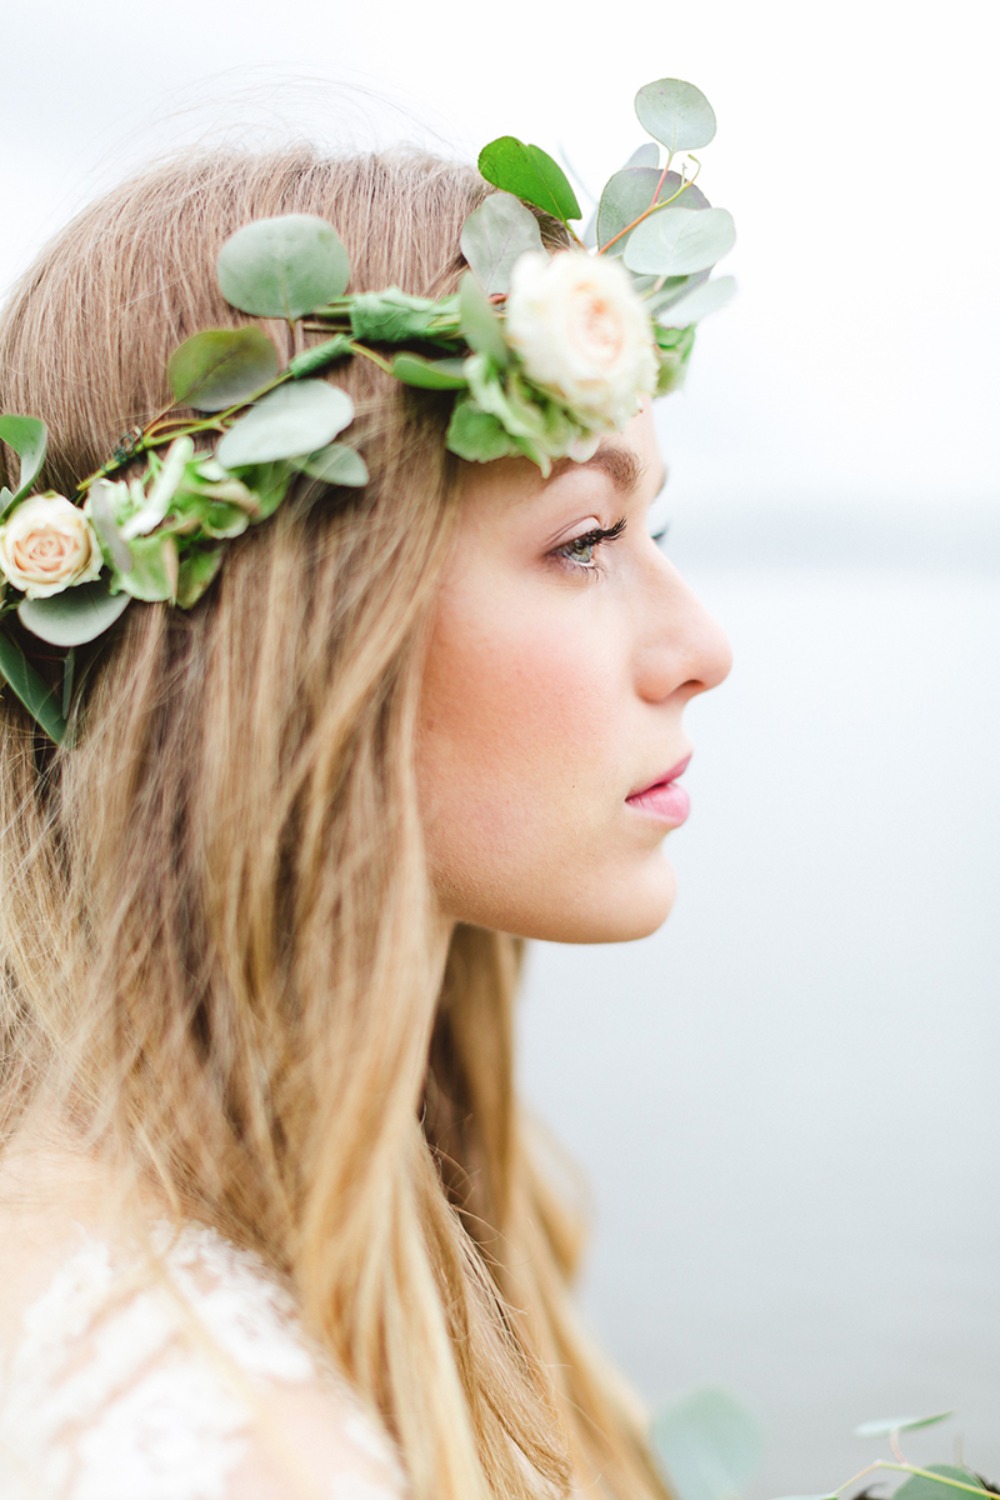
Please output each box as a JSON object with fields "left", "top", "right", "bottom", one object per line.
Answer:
{"left": 635, "top": 558, "right": 733, "bottom": 704}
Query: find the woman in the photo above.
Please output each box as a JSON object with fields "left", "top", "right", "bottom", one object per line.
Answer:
{"left": 0, "top": 90, "right": 732, "bottom": 1500}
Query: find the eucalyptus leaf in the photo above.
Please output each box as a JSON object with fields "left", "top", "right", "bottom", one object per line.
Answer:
{"left": 216, "top": 382, "right": 354, "bottom": 469}
{"left": 894, "top": 1467, "right": 984, "bottom": 1500}
{"left": 598, "top": 170, "right": 708, "bottom": 256}
{"left": 635, "top": 78, "right": 717, "bottom": 154}
{"left": 84, "top": 480, "right": 134, "bottom": 574}
{"left": 17, "top": 581, "right": 131, "bottom": 647}
{"left": 446, "top": 400, "right": 522, "bottom": 464}
{"left": 854, "top": 1412, "right": 956, "bottom": 1439}
{"left": 291, "top": 442, "right": 368, "bottom": 487}
{"left": 217, "top": 214, "right": 350, "bottom": 320}
{"left": 651, "top": 1387, "right": 764, "bottom": 1500}
{"left": 626, "top": 141, "right": 660, "bottom": 169}
{"left": 458, "top": 272, "right": 508, "bottom": 366}
{"left": 477, "top": 137, "right": 582, "bottom": 224}
{"left": 167, "top": 327, "right": 279, "bottom": 411}
{"left": 391, "top": 354, "right": 469, "bottom": 391}
{"left": 0, "top": 625, "right": 66, "bottom": 743}
{"left": 624, "top": 206, "right": 736, "bottom": 278}
{"left": 114, "top": 532, "right": 180, "bottom": 603}
{"left": 0, "top": 414, "right": 47, "bottom": 501}
{"left": 656, "top": 274, "right": 737, "bottom": 328}
{"left": 460, "top": 192, "right": 544, "bottom": 295}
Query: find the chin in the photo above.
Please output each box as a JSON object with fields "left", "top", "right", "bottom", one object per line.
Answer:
{"left": 505, "top": 860, "right": 679, "bottom": 945}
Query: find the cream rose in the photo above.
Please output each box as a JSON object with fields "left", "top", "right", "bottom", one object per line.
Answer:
{"left": 504, "top": 250, "right": 658, "bottom": 430}
{"left": 0, "top": 493, "right": 103, "bottom": 599}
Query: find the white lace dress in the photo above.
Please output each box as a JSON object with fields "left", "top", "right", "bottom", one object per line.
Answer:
{"left": 0, "top": 1220, "right": 409, "bottom": 1500}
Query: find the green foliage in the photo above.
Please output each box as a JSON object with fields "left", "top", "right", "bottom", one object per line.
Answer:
{"left": 112, "top": 531, "right": 180, "bottom": 602}
{"left": 477, "top": 136, "right": 582, "bottom": 225}
{"left": 652, "top": 1387, "right": 764, "bottom": 1500}
{"left": 0, "top": 623, "right": 67, "bottom": 742}
{"left": 17, "top": 581, "right": 131, "bottom": 647}
{"left": 460, "top": 191, "right": 544, "bottom": 295}
{"left": 458, "top": 273, "right": 509, "bottom": 366}
{"left": 349, "top": 289, "right": 460, "bottom": 345}
{"left": 287, "top": 335, "right": 354, "bottom": 379}
{"left": 894, "top": 1468, "right": 984, "bottom": 1500}
{"left": 291, "top": 443, "right": 368, "bottom": 487}
{"left": 167, "top": 328, "right": 279, "bottom": 412}
{"left": 176, "top": 546, "right": 224, "bottom": 608}
{"left": 635, "top": 78, "right": 717, "bottom": 153}
{"left": 624, "top": 205, "right": 736, "bottom": 278}
{"left": 391, "top": 354, "right": 469, "bottom": 390}
{"left": 216, "top": 382, "right": 354, "bottom": 469}
{"left": 0, "top": 415, "right": 47, "bottom": 506}
{"left": 445, "top": 400, "right": 522, "bottom": 464}
{"left": 217, "top": 214, "right": 350, "bottom": 320}
{"left": 855, "top": 1414, "right": 956, "bottom": 1440}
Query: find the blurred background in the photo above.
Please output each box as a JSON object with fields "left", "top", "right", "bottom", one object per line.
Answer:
{"left": 3, "top": 3, "right": 997, "bottom": 1493}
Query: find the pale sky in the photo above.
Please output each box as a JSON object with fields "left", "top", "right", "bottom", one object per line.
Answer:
{"left": 3, "top": 0, "right": 998, "bottom": 516}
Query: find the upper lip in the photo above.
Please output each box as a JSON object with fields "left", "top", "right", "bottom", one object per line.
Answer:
{"left": 627, "top": 753, "right": 692, "bottom": 800}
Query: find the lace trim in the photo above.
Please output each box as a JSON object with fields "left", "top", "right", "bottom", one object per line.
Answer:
{"left": 0, "top": 1220, "right": 407, "bottom": 1500}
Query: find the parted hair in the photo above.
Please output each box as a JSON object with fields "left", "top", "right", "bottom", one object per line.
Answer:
{"left": 0, "top": 146, "right": 670, "bottom": 1499}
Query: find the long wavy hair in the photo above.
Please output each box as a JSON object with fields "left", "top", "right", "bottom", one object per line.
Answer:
{"left": 0, "top": 146, "right": 670, "bottom": 1500}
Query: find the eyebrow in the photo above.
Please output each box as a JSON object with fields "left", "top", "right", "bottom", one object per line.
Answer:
{"left": 550, "top": 445, "right": 668, "bottom": 496}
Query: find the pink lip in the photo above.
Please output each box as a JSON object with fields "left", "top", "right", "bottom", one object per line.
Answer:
{"left": 626, "top": 754, "right": 692, "bottom": 825}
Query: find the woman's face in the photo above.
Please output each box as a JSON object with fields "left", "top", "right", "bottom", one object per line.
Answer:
{"left": 416, "top": 402, "right": 732, "bottom": 943}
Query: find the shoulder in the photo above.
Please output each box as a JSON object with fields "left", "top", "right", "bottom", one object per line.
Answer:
{"left": 0, "top": 1218, "right": 408, "bottom": 1500}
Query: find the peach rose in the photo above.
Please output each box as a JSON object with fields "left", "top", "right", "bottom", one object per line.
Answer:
{"left": 504, "top": 250, "right": 658, "bottom": 430}
{"left": 0, "top": 493, "right": 103, "bottom": 599}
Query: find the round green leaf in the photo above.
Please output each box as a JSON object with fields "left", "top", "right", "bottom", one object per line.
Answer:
{"left": 291, "top": 442, "right": 368, "bottom": 487}
{"left": 460, "top": 192, "right": 544, "bottom": 295}
{"left": 635, "top": 78, "right": 717, "bottom": 153}
{"left": 598, "top": 170, "right": 709, "bottom": 256}
{"left": 0, "top": 414, "right": 47, "bottom": 501}
{"left": 625, "top": 142, "right": 660, "bottom": 169}
{"left": 651, "top": 1387, "right": 764, "bottom": 1500}
{"left": 217, "top": 215, "right": 350, "bottom": 320}
{"left": 855, "top": 1412, "right": 956, "bottom": 1439}
{"left": 391, "top": 354, "right": 469, "bottom": 391}
{"left": 477, "top": 137, "right": 582, "bottom": 224}
{"left": 18, "top": 580, "right": 131, "bottom": 647}
{"left": 216, "top": 382, "right": 354, "bottom": 469}
{"left": 167, "top": 328, "right": 279, "bottom": 412}
{"left": 624, "top": 206, "right": 736, "bottom": 278}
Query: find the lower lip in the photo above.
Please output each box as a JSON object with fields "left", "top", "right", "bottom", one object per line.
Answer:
{"left": 625, "top": 779, "right": 691, "bottom": 826}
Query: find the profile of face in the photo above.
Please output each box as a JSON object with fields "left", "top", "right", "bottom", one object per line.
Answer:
{"left": 416, "top": 400, "right": 733, "bottom": 944}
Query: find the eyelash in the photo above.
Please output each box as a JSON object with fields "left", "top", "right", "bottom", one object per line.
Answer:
{"left": 552, "top": 516, "right": 628, "bottom": 575}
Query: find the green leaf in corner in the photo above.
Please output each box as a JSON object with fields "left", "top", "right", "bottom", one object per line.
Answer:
{"left": 391, "top": 354, "right": 469, "bottom": 391}
{"left": 0, "top": 625, "right": 66, "bottom": 743}
{"left": 635, "top": 78, "right": 717, "bottom": 154}
{"left": 460, "top": 192, "right": 544, "bottom": 295}
{"left": 217, "top": 214, "right": 351, "bottom": 320}
{"left": 477, "top": 137, "right": 582, "bottom": 224}
{"left": 290, "top": 442, "right": 368, "bottom": 487}
{"left": 894, "top": 1467, "right": 985, "bottom": 1500}
{"left": 167, "top": 327, "right": 279, "bottom": 412}
{"left": 651, "top": 1386, "right": 764, "bottom": 1500}
{"left": 0, "top": 414, "right": 48, "bottom": 501}
{"left": 17, "top": 581, "right": 131, "bottom": 647}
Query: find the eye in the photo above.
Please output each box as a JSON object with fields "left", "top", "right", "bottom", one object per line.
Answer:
{"left": 552, "top": 516, "right": 627, "bottom": 574}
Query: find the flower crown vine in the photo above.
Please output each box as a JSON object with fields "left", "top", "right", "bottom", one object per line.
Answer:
{"left": 0, "top": 77, "right": 735, "bottom": 745}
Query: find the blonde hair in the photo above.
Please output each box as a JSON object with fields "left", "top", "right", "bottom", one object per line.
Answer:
{"left": 0, "top": 147, "right": 670, "bottom": 1500}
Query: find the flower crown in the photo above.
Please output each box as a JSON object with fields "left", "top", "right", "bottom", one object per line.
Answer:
{"left": 0, "top": 77, "right": 734, "bottom": 746}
